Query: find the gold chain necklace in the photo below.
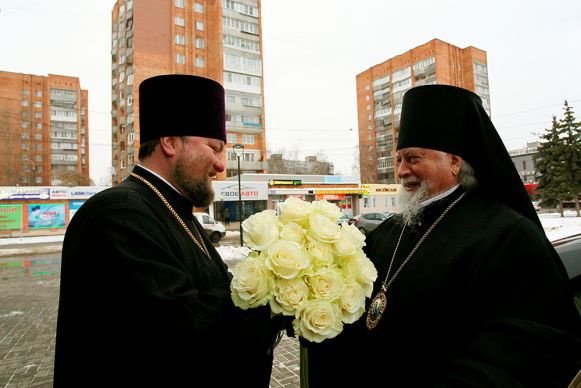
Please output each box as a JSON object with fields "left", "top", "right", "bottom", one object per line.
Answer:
{"left": 366, "top": 191, "right": 467, "bottom": 330}
{"left": 130, "top": 172, "right": 212, "bottom": 261}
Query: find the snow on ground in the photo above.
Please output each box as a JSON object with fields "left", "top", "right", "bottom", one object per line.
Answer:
{"left": 539, "top": 211, "right": 581, "bottom": 241}
{"left": 216, "top": 245, "right": 251, "bottom": 263}
{"left": 216, "top": 211, "right": 581, "bottom": 262}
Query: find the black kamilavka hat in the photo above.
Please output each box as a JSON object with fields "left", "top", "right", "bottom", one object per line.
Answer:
{"left": 139, "top": 74, "right": 226, "bottom": 144}
{"left": 397, "top": 84, "right": 541, "bottom": 228}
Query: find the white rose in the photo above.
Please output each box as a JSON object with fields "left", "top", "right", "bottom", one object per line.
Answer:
{"left": 307, "top": 240, "right": 335, "bottom": 268}
{"left": 311, "top": 200, "right": 342, "bottom": 222}
{"left": 266, "top": 240, "right": 310, "bottom": 279}
{"left": 307, "top": 213, "right": 341, "bottom": 244}
{"left": 306, "top": 267, "right": 345, "bottom": 301}
{"left": 269, "top": 277, "right": 309, "bottom": 316}
{"left": 230, "top": 256, "right": 274, "bottom": 310}
{"left": 278, "top": 197, "right": 313, "bottom": 226}
{"left": 242, "top": 209, "right": 280, "bottom": 251}
{"left": 342, "top": 250, "right": 378, "bottom": 297}
{"left": 293, "top": 300, "right": 343, "bottom": 343}
{"left": 333, "top": 223, "right": 366, "bottom": 258}
{"left": 339, "top": 280, "right": 366, "bottom": 324}
{"left": 280, "top": 221, "right": 305, "bottom": 244}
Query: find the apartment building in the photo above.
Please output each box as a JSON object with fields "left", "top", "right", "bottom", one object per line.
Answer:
{"left": 111, "top": 0, "right": 267, "bottom": 184}
{"left": 509, "top": 142, "right": 539, "bottom": 184}
{"left": 0, "top": 71, "right": 89, "bottom": 186}
{"left": 355, "top": 39, "right": 490, "bottom": 184}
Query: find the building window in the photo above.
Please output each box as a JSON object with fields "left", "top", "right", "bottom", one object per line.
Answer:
{"left": 21, "top": 122, "right": 29, "bottom": 129}
{"left": 522, "top": 160, "right": 527, "bottom": 170}
{"left": 176, "top": 34, "right": 185, "bottom": 45}
{"left": 36, "top": 123, "right": 42, "bottom": 129}
{"left": 33, "top": 101, "right": 42, "bottom": 108}
{"left": 195, "top": 38, "right": 205, "bottom": 49}
{"left": 227, "top": 133, "right": 237, "bottom": 143}
{"left": 35, "top": 90, "right": 42, "bottom": 97}
{"left": 195, "top": 21, "right": 204, "bottom": 31}
{"left": 175, "top": 0, "right": 185, "bottom": 8}
{"left": 175, "top": 16, "right": 185, "bottom": 26}
{"left": 22, "top": 99, "right": 29, "bottom": 107}
{"left": 195, "top": 56, "right": 205, "bottom": 68}
{"left": 127, "top": 74, "right": 134, "bottom": 85}
{"left": 22, "top": 89, "right": 30, "bottom": 96}
{"left": 176, "top": 54, "right": 186, "bottom": 64}
{"left": 194, "top": 2, "right": 204, "bottom": 12}
{"left": 242, "top": 134, "right": 254, "bottom": 144}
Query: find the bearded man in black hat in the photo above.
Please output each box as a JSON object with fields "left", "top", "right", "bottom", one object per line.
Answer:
{"left": 55, "top": 75, "right": 280, "bottom": 387}
{"left": 302, "top": 85, "right": 581, "bottom": 387}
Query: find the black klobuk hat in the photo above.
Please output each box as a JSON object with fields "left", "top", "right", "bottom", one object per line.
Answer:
{"left": 397, "top": 84, "right": 541, "bottom": 228}
{"left": 139, "top": 74, "right": 226, "bottom": 144}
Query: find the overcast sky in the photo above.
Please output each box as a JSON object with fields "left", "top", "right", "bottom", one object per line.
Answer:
{"left": 1, "top": 0, "right": 580, "bottom": 184}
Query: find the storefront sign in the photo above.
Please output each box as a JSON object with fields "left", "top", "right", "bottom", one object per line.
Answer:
{"left": 0, "top": 205, "right": 22, "bottom": 230}
{"left": 361, "top": 184, "right": 400, "bottom": 195}
{"left": 269, "top": 179, "right": 302, "bottom": 186}
{"left": 0, "top": 187, "right": 50, "bottom": 200}
{"left": 69, "top": 201, "right": 85, "bottom": 221}
{"left": 213, "top": 181, "right": 268, "bottom": 201}
{"left": 315, "top": 194, "right": 345, "bottom": 201}
{"left": 50, "top": 187, "right": 69, "bottom": 199}
{"left": 28, "top": 203, "right": 66, "bottom": 229}
{"left": 314, "top": 188, "right": 367, "bottom": 195}
{"left": 69, "top": 186, "right": 107, "bottom": 199}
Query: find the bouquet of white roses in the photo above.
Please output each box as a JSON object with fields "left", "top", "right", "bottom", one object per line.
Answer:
{"left": 230, "top": 197, "right": 378, "bottom": 343}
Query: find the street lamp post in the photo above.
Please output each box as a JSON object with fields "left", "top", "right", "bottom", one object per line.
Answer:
{"left": 233, "top": 144, "right": 245, "bottom": 246}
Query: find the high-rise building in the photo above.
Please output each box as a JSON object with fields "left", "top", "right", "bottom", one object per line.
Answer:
{"left": 111, "top": 0, "right": 267, "bottom": 184}
{"left": 0, "top": 71, "right": 89, "bottom": 186}
{"left": 355, "top": 38, "right": 490, "bottom": 184}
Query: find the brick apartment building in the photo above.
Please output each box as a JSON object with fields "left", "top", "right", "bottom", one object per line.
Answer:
{"left": 356, "top": 38, "right": 491, "bottom": 184}
{"left": 0, "top": 71, "right": 89, "bottom": 186}
{"left": 111, "top": 0, "right": 267, "bottom": 184}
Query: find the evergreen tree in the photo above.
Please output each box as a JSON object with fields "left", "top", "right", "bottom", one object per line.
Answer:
{"left": 535, "top": 101, "right": 581, "bottom": 217}
{"left": 559, "top": 101, "right": 581, "bottom": 216}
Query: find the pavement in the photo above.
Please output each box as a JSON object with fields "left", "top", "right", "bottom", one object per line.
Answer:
{"left": 0, "top": 223, "right": 301, "bottom": 387}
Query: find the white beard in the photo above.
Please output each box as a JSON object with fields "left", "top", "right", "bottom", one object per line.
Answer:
{"left": 397, "top": 178, "right": 432, "bottom": 226}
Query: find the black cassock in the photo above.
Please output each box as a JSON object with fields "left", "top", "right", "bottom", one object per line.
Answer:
{"left": 55, "top": 165, "right": 278, "bottom": 387}
{"left": 305, "top": 188, "right": 581, "bottom": 387}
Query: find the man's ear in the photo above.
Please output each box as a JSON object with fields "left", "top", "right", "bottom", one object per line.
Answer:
{"left": 159, "top": 136, "right": 180, "bottom": 158}
{"left": 451, "top": 154, "right": 463, "bottom": 177}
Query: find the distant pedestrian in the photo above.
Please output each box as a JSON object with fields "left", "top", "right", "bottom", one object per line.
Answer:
{"left": 54, "top": 75, "right": 281, "bottom": 387}
{"left": 223, "top": 207, "right": 230, "bottom": 225}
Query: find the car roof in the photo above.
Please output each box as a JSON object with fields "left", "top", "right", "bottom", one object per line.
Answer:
{"left": 552, "top": 234, "right": 581, "bottom": 290}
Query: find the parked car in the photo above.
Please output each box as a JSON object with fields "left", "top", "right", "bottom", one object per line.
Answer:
{"left": 337, "top": 214, "right": 356, "bottom": 225}
{"left": 552, "top": 233, "right": 581, "bottom": 317}
{"left": 352, "top": 212, "right": 394, "bottom": 235}
{"left": 193, "top": 212, "right": 226, "bottom": 243}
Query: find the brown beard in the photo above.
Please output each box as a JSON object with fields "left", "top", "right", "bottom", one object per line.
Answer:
{"left": 172, "top": 160, "right": 214, "bottom": 208}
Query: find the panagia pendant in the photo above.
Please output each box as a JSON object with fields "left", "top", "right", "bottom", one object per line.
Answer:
{"left": 366, "top": 291, "right": 387, "bottom": 330}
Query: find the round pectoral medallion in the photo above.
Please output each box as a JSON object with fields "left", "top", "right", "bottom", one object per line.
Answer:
{"left": 366, "top": 291, "right": 387, "bottom": 330}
